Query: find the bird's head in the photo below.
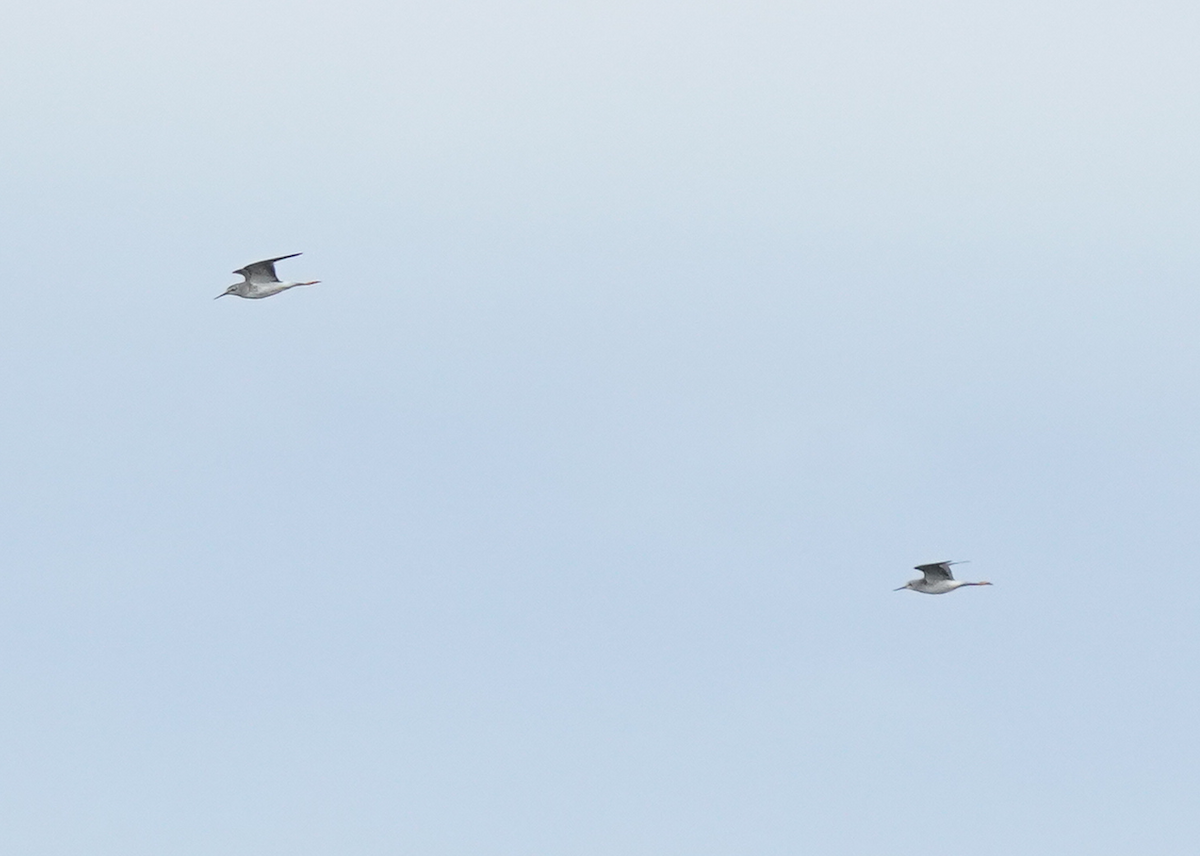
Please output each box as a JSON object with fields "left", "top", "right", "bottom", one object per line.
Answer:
{"left": 894, "top": 581, "right": 915, "bottom": 591}
{"left": 215, "top": 284, "right": 239, "bottom": 299}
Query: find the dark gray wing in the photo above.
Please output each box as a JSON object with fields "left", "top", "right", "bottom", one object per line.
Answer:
{"left": 233, "top": 253, "right": 302, "bottom": 284}
{"left": 914, "top": 561, "right": 955, "bottom": 582}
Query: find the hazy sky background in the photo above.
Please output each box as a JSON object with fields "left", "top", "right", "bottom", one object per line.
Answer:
{"left": 2, "top": 1, "right": 1200, "bottom": 853}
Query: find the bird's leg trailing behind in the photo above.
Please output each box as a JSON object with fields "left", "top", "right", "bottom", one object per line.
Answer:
{"left": 276, "top": 280, "right": 321, "bottom": 294}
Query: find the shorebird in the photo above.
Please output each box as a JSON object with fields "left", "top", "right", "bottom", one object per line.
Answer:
{"left": 216, "top": 253, "right": 319, "bottom": 299}
{"left": 895, "top": 561, "right": 992, "bottom": 595}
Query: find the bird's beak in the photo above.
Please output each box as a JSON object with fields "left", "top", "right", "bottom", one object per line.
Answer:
{"left": 979, "top": 581, "right": 993, "bottom": 586}
{"left": 214, "top": 293, "right": 228, "bottom": 299}
{"left": 893, "top": 585, "right": 907, "bottom": 591}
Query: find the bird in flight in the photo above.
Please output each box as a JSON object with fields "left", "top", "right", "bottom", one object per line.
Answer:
{"left": 895, "top": 561, "right": 992, "bottom": 595}
{"left": 216, "top": 253, "right": 320, "bottom": 299}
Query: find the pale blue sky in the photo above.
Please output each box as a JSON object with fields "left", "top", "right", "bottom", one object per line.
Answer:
{"left": 2, "top": 1, "right": 1199, "bottom": 853}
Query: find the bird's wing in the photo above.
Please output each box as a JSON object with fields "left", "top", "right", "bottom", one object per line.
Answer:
{"left": 914, "top": 561, "right": 955, "bottom": 582}
{"left": 233, "top": 253, "right": 302, "bottom": 284}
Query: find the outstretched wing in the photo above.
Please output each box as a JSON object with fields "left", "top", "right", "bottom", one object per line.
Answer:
{"left": 914, "top": 561, "right": 955, "bottom": 582}
{"left": 233, "top": 253, "right": 302, "bottom": 284}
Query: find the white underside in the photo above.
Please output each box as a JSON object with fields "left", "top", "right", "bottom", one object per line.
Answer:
{"left": 911, "top": 580, "right": 967, "bottom": 594}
